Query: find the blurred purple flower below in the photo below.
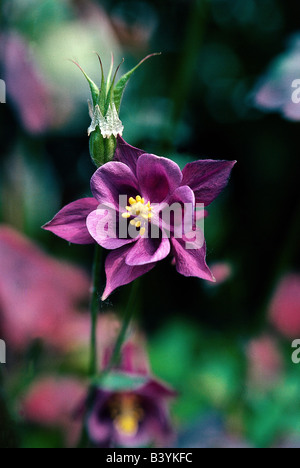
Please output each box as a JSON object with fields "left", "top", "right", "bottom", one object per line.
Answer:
{"left": 87, "top": 341, "right": 176, "bottom": 448}
{"left": 254, "top": 34, "right": 300, "bottom": 121}
{"left": 44, "top": 137, "right": 236, "bottom": 299}
{"left": 20, "top": 317, "right": 175, "bottom": 448}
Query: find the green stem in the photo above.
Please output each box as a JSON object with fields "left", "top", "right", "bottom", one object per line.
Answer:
{"left": 89, "top": 245, "right": 103, "bottom": 377}
{"left": 107, "top": 280, "right": 140, "bottom": 371}
{"left": 0, "top": 369, "right": 19, "bottom": 448}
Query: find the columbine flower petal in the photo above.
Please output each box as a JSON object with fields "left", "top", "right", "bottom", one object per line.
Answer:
{"left": 87, "top": 208, "right": 136, "bottom": 250}
{"left": 182, "top": 160, "right": 237, "bottom": 206}
{"left": 171, "top": 237, "right": 216, "bottom": 282}
{"left": 43, "top": 198, "right": 99, "bottom": 244}
{"left": 137, "top": 153, "right": 183, "bottom": 203}
{"left": 114, "top": 136, "right": 145, "bottom": 176}
{"left": 91, "top": 161, "right": 139, "bottom": 210}
{"left": 102, "top": 245, "right": 156, "bottom": 301}
{"left": 125, "top": 237, "right": 171, "bottom": 267}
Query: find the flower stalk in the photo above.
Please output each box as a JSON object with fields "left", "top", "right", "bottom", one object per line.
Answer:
{"left": 106, "top": 280, "right": 141, "bottom": 372}
{"left": 89, "top": 244, "right": 103, "bottom": 377}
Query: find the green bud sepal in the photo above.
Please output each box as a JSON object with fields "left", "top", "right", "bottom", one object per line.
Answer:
{"left": 72, "top": 52, "right": 161, "bottom": 167}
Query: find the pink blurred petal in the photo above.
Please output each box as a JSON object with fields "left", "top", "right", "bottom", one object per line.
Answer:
{"left": 247, "top": 335, "right": 283, "bottom": 389}
{"left": 209, "top": 262, "right": 233, "bottom": 286}
{"left": 1, "top": 33, "right": 54, "bottom": 134}
{"left": 269, "top": 274, "right": 300, "bottom": 338}
{"left": 21, "top": 377, "right": 86, "bottom": 447}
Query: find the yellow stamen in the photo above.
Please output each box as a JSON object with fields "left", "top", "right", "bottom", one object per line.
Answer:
{"left": 109, "top": 394, "right": 144, "bottom": 438}
{"left": 115, "top": 414, "right": 139, "bottom": 437}
{"left": 124, "top": 195, "right": 153, "bottom": 233}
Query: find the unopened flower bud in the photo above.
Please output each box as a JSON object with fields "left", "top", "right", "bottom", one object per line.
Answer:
{"left": 73, "top": 53, "right": 161, "bottom": 167}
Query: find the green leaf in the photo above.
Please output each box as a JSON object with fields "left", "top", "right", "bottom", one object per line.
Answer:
{"left": 113, "top": 53, "right": 161, "bottom": 113}
{"left": 71, "top": 60, "right": 99, "bottom": 107}
{"left": 94, "top": 372, "right": 148, "bottom": 392}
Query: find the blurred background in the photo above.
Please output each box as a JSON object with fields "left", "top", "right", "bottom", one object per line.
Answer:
{"left": 0, "top": 0, "right": 300, "bottom": 448}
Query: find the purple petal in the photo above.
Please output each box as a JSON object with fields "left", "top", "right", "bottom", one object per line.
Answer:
{"left": 182, "top": 160, "right": 236, "bottom": 206}
{"left": 171, "top": 237, "right": 215, "bottom": 282}
{"left": 125, "top": 237, "right": 170, "bottom": 267}
{"left": 91, "top": 162, "right": 139, "bottom": 210}
{"left": 102, "top": 245, "right": 156, "bottom": 300}
{"left": 87, "top": 209, "right": 136, "bottom": 250}
{"left": 114, "top": 136, "right": 145, "bottom": 176}
{"left": 137, "top": 154, "right": 183, "bottom": 203}
{"left": 43, "top": 198, "right": 98, "bottom": 244}
{"left": 162, "top": 185, "right": 195, "bottom": 235}
{"left": 167, "top": 185, "right": 195, "bottom": 206}
{"left": 134, "top": 393, "right": 174, "bottom": 446}
{"left": 87, "top": 390, "right": 113, "bottom": 446}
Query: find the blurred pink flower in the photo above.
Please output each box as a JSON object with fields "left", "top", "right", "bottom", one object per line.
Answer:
{"left": 253, "top": 34, "right": 300, "bottom": 121}
{"left": 21, "top": 377, "right": 86, "bottom": 447}
{"left": 269, "top": 274, "right": 300, "bottom": 338}
{"left": 247, "top": 335, "right": 283, "bottom": 388}
{"left": 0, "top": 225, "right": 90, "bottom": 350}
{"left": 60, "top": 313, "right": 121, "bottom": 368}
{"left": 208, "top": 262, "right": 233, "bottom": 286}
{"left": 0, "top": 33, "right": 55, "bottom": 134}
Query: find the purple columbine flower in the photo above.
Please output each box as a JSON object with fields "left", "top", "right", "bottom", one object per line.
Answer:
{"left": 43, "top": 137, "right": 236, "bottom": 300}
{"left": 86, "top": 342, "right": 176, "bottom": 448}
{"left": 87, "top": 378, "right": 175, "bottom": 448}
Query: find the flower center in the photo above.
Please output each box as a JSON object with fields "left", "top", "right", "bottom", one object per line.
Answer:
{"left": 122, "top": 195, "right": 153, "bottom": 237}
{"left": 109, "top": 394, "right": 144, "bottom": 438}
